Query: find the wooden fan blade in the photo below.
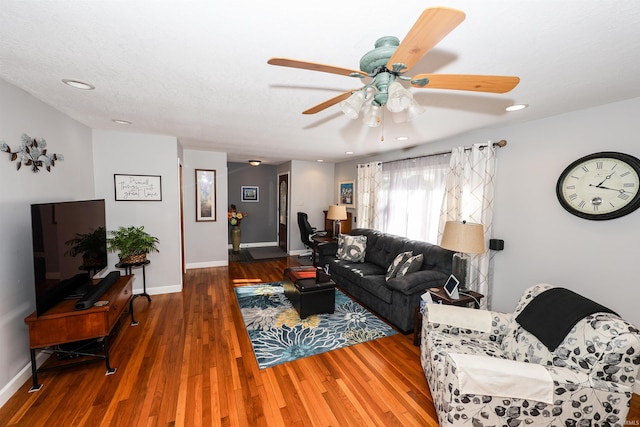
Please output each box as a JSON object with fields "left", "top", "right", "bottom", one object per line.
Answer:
{"left": 387, "top": 7, "right": 466, "bottom": 73}
{"left": 268, "top": 58, "right": 367, "bottom": 77}
{"left": 302, "top": 91, "right": 355, "bottom": 114}
{"left": 411, "top": 74, "right": 520, "bottom": 93}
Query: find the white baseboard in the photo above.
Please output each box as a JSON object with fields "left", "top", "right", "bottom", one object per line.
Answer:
{"left": 228, "top": 241, "right": 278, "bottom": 250}
{"left": 0, "top": 351, "right": 49, "bottom": 407}
{"left": 138, "top": 284, "right": 182, "bottom": 294}
{"left": 186, "top": 260, "right": 228, "bottom": 270}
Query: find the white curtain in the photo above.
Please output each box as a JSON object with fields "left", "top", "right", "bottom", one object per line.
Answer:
{"left": 439, "top": 144, "right": 497, "bottom": 307}
{"left": 380, "top": 154, "right": 450, "bottom": 243}
{"left": 356, "top": 162, "right": 382, "bottom": 229}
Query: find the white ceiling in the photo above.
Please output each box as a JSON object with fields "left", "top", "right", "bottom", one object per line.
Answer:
{"left": 1, "top": 1, "right": 640, "bottom": 164}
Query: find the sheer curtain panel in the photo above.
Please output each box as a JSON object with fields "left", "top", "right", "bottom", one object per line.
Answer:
{"left": 356, "top": 162, "right": 382, "bottom": 229}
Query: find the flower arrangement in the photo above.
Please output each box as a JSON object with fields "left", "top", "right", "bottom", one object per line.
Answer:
{"left": 228, "top": 204, "right": 248, "bottom": 226}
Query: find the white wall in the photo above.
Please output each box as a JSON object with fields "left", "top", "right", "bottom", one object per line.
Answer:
{"left": 92, "top": 130, "right": 182, "bottom": 294}
{"left": 336, "top": 97, "right": 640, "bottom": 328}
{"left": 183, "top": 149, "right": 229, "bottom": 268}
{"left": 288, "top": 160, "right": 335, "bottom": 253}
{"left": 0, "top": 79, "right": 94, "bottom": 406}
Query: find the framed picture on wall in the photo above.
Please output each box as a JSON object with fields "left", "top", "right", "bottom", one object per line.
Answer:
{"left": 241, "top": 186, "right": 259, "bottom": 202}
{"left": 114, "top": 174, "right": 162, "bottom": 201}
{"left": 196, "top": 169, "right": 216, "bottom": 221}
{"left": 338, "top": 180, "right": 355, "bottom": 207}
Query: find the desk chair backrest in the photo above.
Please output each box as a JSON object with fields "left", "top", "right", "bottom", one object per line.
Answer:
{"left": 297, "top": 212, "right": 315, "bottom": 248}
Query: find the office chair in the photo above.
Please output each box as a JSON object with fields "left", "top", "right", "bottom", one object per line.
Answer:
{"left": 297, "top": 212, "right": 317, "bottom": 259}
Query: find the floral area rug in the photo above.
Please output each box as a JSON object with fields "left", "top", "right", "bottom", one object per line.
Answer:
{"left": 234, "top": 282, "right": 397, "bottom": 369}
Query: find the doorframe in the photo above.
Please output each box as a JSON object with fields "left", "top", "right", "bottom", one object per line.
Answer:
{"left": 278, "top": 172, "right": 290, "bottom": 253}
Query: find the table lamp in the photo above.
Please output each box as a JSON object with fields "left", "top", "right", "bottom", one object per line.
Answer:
{"left": 440, "top": 220, "right": 485, "bottom": 289}
{"left": 327, "top": 205, "right": 347, "bottom": 237}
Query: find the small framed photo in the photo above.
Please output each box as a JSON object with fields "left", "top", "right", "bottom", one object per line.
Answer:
{"left": 241, "top": 186, "right": 259, "bottom": 202}
{"left": 338, "top": 180, "right": 355, "bottom": 207}
{"left": 196, "top": 169, "right": 216, "bottom": 221}
{"left": 114, "top": 174, "right": 162, "bottom": 201}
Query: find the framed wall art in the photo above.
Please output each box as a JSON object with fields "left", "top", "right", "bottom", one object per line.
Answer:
{"left": 241, "top": 186, "right": 259, "bottom": 202}
{"left": 338, "top": 180, "right": 355, "bottom": 207}
{"left": 114, "top": 174, "right": 162, "bottom": 201}
{"left": 196, "top": 169, "right": 216, "bottom": 221}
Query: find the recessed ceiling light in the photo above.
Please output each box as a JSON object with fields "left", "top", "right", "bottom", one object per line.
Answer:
{"left": 112, "top": 119, "right": 132, "bottom": 125}
{"left": 345, "top": 151, "right": 354, "bottom": 155}
{"left": 62, "top": 79, "right": 95, "bottom": 90}
{"left": 506, "top": 104, "right": 528, "bottom": 112}
{"left": 396, "top": 136, "right": 409, "bottom": 141}
{"left": 317, "top": 159, "right": 324, "bottom": 162}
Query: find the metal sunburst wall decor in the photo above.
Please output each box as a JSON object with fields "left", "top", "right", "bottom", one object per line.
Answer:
{"left": 0, "top": 133, "right": 64, "bottom": 172}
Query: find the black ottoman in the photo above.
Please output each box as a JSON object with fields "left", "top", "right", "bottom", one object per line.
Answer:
{"left": 283, "top": 267, "right": 336, "bottom": 318}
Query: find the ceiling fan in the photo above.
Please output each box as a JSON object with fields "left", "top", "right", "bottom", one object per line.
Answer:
{"left": 268, "top": 7, "right": 520, "bottom": 126}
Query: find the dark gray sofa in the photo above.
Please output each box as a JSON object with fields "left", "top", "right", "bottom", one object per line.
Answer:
{"left": 317, "top": 228, "right": 454, "bottom": 333}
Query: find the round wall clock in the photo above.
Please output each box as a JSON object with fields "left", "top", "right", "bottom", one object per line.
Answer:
{"left": 556, "top": 151, "right": 640, "bottom": 220}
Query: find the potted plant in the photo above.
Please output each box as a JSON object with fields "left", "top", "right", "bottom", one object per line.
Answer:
{"left": 107, "top": 225, "right": 159, "bottom": 264}
{"left": 64, "top": 226, "right": 107, "bottom": 267}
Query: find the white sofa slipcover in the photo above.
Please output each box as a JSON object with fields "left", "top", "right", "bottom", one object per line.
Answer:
{"left": 421, "top": 284, "right": 640, "bottom": 426}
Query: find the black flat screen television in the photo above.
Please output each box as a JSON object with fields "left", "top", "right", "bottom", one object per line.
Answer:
{"left": 31, "top": 199, "right": 108, "bottom": 316}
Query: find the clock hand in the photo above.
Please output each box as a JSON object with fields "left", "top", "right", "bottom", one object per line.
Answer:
{"left": 590, "top": 184, "right": 625, "bottom": 193}
{"left": 595, "top": 172, "right": 615, "bottom": 187}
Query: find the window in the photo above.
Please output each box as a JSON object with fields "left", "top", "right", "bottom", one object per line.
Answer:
{"left": 378, "top": 154, "right": 449, "bottom": 244}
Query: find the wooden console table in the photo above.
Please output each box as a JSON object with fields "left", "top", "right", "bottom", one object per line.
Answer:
{"left": 24, "top": 275, "right": 136, "bottom": 392}
{"left": 323, "top": 210, "right": 352, "bottom": 237}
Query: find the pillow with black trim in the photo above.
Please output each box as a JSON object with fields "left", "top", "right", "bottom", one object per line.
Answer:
{"left": 385, "top": 251, "right": 413, "bottom": 281}
{"left": 396, "top": 253, "right": 424, "bottom": 277}
{"left": 336, "top": 234, "right": 367, "bottom": 262}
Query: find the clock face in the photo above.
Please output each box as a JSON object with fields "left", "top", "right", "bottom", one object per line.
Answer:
{"left": 556, "top": 152, "right": 640, "bottom": 220}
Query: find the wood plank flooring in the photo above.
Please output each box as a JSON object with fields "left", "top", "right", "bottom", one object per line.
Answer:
{"left": 0, "top": 256, "right": 638, "bottom": 426}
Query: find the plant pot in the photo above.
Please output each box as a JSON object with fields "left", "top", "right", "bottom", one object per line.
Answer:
{"left": 120, "top": 253, "right": 147, "bottom": 265}
{"left": 231, "top": 226, "right": 241, "bottom": 253}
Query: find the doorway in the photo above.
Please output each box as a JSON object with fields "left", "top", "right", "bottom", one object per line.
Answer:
{"left": 278, "top": 173, "right": 289, "bottom": 252}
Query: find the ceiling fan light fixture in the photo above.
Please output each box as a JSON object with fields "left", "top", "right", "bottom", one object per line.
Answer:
{"left": 386, "top": 81, "right": 413, "bottom": 113}
{"left": 363, "top": 104, "right": 382, "bottom": 127}
{"left": 405, "top": 99, "right": 426, "bottom": 122}
{"left": 340, "top": 91, "right": 367, "bottom": 119}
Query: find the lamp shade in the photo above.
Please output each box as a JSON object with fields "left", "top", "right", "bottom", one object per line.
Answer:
{"left": 327, "top": 205, "right": 347, "bottom": 221}
{"left": 440, "top": 221, "right": 486, "bottom": 254}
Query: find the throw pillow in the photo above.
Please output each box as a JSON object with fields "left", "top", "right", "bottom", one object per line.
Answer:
{"left": 336, "top": 234, "right": 367, "bottom": 262}
{"left": 385, "top": 251, "right": 413, "bottom": 281}
{"left": 396, "top": 253, "right": 424, "bottom": 277}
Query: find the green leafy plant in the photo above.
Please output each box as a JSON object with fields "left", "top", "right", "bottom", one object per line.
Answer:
{"left": 107, "top": 226, "right": 159, "bottom": 260}
{"left": 64, "top": 226, "right": 107, "bottom": 266}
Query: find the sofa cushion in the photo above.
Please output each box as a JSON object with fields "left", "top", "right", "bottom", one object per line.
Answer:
{"left": 396, "top": 253, "right": 424, "bottom": 277}
{"left": 385, "top": 251, "right": 413, "bottom": 281}
{"left": 351, "top": 229, "right": 407, "bottom": 268}
{"left": 336, "top": 234, "right": 367, "bottom": 262}
{"left": 359, "top": 275, "right": 393, "bottom": 304}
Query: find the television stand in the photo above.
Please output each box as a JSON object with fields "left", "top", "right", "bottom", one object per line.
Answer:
{"left": 24, "top": 275, "right": 135, "bottom": 392}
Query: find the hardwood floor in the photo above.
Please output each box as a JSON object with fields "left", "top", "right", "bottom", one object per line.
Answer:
{"left": 1, "top": 256, "right": 638, "bottom": 426}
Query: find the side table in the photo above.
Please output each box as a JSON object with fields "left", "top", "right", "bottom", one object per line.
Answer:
{"left": 311, "top": 235, "right": 335, "bottom": 267}
{"left": 413, "top": 287, "right": 485, "bottom": 346}
{"left": 115, "top": 259, "right": 151, "bottom": 303}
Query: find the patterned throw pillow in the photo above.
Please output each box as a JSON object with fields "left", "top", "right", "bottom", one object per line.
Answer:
{"left": 396, "top": 253, "right": 424, "bottom": 277}
{"left": 385, "top": 251, "right": 413, "bottom": 281}
{"left": 336, "top": 234, "right": 367, "bottom": 262}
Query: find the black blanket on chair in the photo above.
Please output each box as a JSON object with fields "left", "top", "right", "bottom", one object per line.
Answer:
{"left": 515, "top": 287, "right": 617, "bottom": 351}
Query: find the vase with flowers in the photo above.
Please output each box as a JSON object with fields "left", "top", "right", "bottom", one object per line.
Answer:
{"left": 228, "top": 204, "right": 248, "bottom": 253}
